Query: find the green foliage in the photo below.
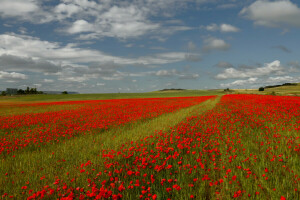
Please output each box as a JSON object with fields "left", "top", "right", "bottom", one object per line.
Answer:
{"left": 17, "top": 87, "right": 42, "bottom": 95}
{"left": 259, "top": 87, "right": 265, "bottom": 91}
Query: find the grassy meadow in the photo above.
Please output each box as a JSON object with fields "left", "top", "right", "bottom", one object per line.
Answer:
{"left": 233, "top": 83, "right": 300, "bottom": 96}
{"left": 0, "top": 90, "right": 223, "bottom": 102}
{"left": 0, "top": 89, "right": 299, "bottom": 199}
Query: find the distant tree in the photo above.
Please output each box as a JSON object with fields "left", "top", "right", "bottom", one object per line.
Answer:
{"left": 25, "top": 87, "right": 30, "bottom": 94}
{"left": 29, "top": 88, "right": 37, "bottom": 94}
{"left": 62, "top": 91, "right": 68, "bottom": 94}
{"left": 1, "top": 91, "right": 6, "bottom": 96}
{"left": 259, "top": 87, "right": 264, "bottom": 91}
{"left": 17, "top": 89, "right": 25, "bottom": 95}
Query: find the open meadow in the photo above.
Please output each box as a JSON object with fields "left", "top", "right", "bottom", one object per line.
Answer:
{"left": 2, "top": 0, "right": 300, "bottom": 199}
{"left": 0, "top": 91, "right": 299, "bottom": 200}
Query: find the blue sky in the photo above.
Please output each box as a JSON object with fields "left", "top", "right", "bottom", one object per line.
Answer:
{"left": 0, "top": 0, "right": 300, "bottom": 93}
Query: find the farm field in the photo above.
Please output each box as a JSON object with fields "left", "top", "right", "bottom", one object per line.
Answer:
{"left": 0, "top": 90, "right": 223, "bottom": 103}
{"left": 0, "top": 93, "right": 300, "bottom": 199}
{"left": 234, "top": 83, "right": 300, "bottom": 96}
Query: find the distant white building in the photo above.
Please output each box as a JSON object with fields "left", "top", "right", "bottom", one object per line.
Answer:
{"left": 6, "top": 88, "right": 18, "bottom": 95}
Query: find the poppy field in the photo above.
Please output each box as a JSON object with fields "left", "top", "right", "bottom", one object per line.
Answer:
{"left": 1, "top": 94, "right": 300, "bottom": 199}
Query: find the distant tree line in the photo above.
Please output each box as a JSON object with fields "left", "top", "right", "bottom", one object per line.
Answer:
{"left": 16, "top": 87, "right": 44, "bottom": 95}
{"left": 1, "top": 87, "right": 43, "bottom": 96}
{"left": 264, "top": 83, "right": 297, "bottom": 89}
{"left": 258, "top": 83, "right": 297, "bottom": 91}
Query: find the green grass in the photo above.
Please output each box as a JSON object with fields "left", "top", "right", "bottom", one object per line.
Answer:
{"left": 234, "top": 83, "right": 300, "bottom": 96}
{"left": 0, "top": 96, "right": 220, "bottom": 198}
{"left": 0, "top": 90, "right": 223, "bottom": 102}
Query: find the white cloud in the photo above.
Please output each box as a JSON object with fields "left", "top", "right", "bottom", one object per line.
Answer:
{"left": 0, "top": 54, "right": 61, "bottom": 73}
{"left": 202, "top": 37, "right": 230, "bottom": 52}
{"left": 154, "top": 68, "right": 199, "bottom": 79}
{"left": 44, "top": 79, "right": 54, "bottom": 83}
{"left": 0, "top": 0, "right": 197, "bottom": 40}
{"left": 54, "top": 3, "right": 82, "bottom": 20}
{"left": 69, "top": 5, "right": 160, "bottom": 39}
{"left": 220, "top": 24, "right": 240, "bottom": 32}
{"left": 179, "top": 73, "right": 199, "bottom": 79}
{"left": 0, "top": 0, "right": 38, "bottom": 17}
{"left": 0, "top": 34, "right": 188, "bottom": 67}
{"left": 205, "top": 23, "right": 219, "bottom": 31}
{"left": 216, "top": 60, "right": 284, "bottom": 79}
{"left": 0, "top": 33, "right": 195, "bottom": 84}
{"left": 0, "top": 71, "right": 27, "bottom": 80}
{"left": 0, "top": 1, "right": 197, "bottom": 40}
{"left": 156, "top": 69, "right": 178, "bottom": 77}
{"left": 221, "top": 77, "right": 258, "bottom": 88}
{"left": 221, "top": 75, "right": 300, "bottom": 89}
{"left": 67, "top": 20, "right": 94, "bottom": 34}
{"left": 266, "top": 76, "right": 300, "bottom": 84}
{"left": 203, "top": 23, "right": 240, "bottom": 32}
{"left": 0, "top": 0, "right": 54, "bottom": 23}
{"left": 240, "top": 0, "right": 300, "bottom": 28}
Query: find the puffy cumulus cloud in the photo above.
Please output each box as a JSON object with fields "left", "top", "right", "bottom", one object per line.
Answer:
{"left": 0, "top": 33, "right": 188, "bottom": 67}
{"left": 0, "top": 0, "right": 198, "bottom": 40}
{"left": 220, "top": 24, "right": 240, "bottom": 32}
{"left": 202, "top": 37, "right": 230, "bottom": 52}
{"left": 0, "top": 54, "right": 61, "bottom": 73}
{"left": 202, "top": 23, "right": 240, "bottom": 32}
{"left": 0, "top": 0, "right": 38, "bottom": 17}
{"left": 0, "top": 0, "right": 54, "bottom": 23}
{"left": 240, "top": 0, "right": 300, "bottom": 28}
{"left": 67, "top": 5, "right": 160, "bottom": 39}
{"left": 221, "top": 77, "right": 258, "bottom": 88}
{"left": 67, "top": 20, "right": 94, "bottom": 34}
{"left": 0, "top": 33, "right": 195, "bottom": 85}
{"left": 215, "top": 60, "right": 284, "bottom": 79}
{"left": 0, "top": 71, "right": 27, "bottom": 80}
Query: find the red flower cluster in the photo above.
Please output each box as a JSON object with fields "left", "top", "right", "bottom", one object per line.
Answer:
{"left": 0, "top": 96, "right": 214, "bottom": 156}
{"left": 3, "top": 94, "right": 300, "bottom": 199}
